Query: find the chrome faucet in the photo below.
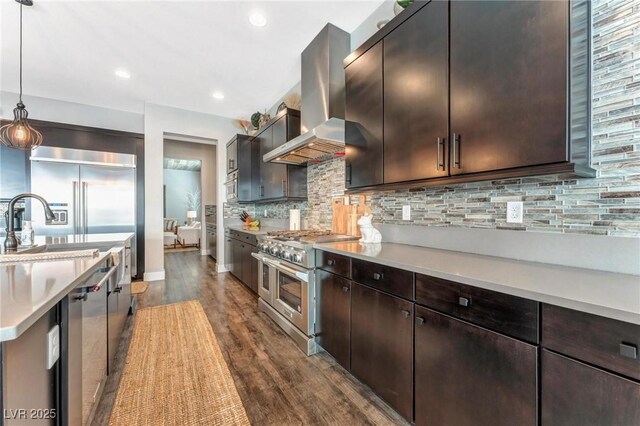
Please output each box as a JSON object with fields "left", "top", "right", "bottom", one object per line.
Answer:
{"left": 4, "top": 193, "right": 56, "bottom": 252}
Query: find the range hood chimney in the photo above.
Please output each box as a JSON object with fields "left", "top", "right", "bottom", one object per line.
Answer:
{"left": 263, "top": 24, "right": 350, "bottom": 165}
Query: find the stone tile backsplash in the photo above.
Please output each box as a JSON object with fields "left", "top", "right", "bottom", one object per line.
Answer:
{"left": 225, "top": 0, "right": 640, "bottom": 237}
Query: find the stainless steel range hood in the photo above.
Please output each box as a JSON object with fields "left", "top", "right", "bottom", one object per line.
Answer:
{"left": 263, "top": 24, "right": 350, "bottom": 165}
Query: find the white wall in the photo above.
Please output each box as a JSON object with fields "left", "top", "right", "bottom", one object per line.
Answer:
{"left": 143, "top": 103, "right": 236, "bottom": 281}
{"left": 164, "top": 139, "right": 217, "bottom": 255}
{"left": 0, "top": 91, "right": 143, "bottom": 133}
{"left": 349, "top": 1, "right": 395, "bottom": 51}
{"left": 0, "top": 91, "right": 235, "bottom": 280}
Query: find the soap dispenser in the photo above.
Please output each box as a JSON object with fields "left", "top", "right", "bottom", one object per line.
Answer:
{"left": 21, "top": 220, "right": 34, "bottom": 246}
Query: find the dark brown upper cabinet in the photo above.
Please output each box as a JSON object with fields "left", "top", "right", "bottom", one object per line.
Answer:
{"left": 253, "top": 108, "right": 307, "bottom": 201}
{"left": 226, "top": 134, "right": 259, "bottom": 203}
{"left": 344, "top": 0, "right": 593, "bottom": 192}
{"left": 226, "top": 137, "right": 238, "bottom": 174}
{"left": 450, "top": 0, "right": 567, "bottom": 175}
{"left": 345, "top": 41, "right": 384, "bottom": 189}
{"left": 383, "top": 0, "right": 448, "bottom": 183}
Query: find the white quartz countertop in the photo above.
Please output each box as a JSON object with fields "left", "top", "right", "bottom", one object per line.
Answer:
{"left": 314, "top": 241, "right": 640, "bottom": 325}
{"left": 0, "top": 232, "right": 134, "bottom": 342}
{"left": 0, "top": 232, "right": 135, "bottom": 255}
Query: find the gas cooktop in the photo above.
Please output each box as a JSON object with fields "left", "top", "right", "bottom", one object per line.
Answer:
{"left": 258, "top": 230, "right": 358, "bottom": 268}
{"left": 266, "top": 230, "right": 357, "bottom": 244}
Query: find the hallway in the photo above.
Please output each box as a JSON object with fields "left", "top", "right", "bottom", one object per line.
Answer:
{"left": 95, "top": 252, "right": 408, "bottom": 425}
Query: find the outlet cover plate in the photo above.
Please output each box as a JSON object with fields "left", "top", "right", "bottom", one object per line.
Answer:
{"left": 506, "top": 201, "right": 524, "bottom": 223}
{"left": 402, "top": 205, "right": 411, "bottom": 221}
{"left": 46, "top": 325, "right": 60, "bottom": 369}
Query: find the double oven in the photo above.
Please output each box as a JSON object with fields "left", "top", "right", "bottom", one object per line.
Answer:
{"left": 252, "top": 251, "right": 317, "bottom": 355}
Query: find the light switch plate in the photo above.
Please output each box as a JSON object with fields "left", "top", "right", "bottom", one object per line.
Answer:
{"left": 402, "top": 205, "right": 411, "bottom": 221}
{"left": 506, "top": 201, "right": 524, "bottom": 223}
{"left": 46, "top": 325, "right": 60, "bottom": 370}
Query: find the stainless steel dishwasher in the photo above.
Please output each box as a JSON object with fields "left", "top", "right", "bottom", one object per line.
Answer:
{"left": 63, "top": 254, "right": 118, "bottom": 426}
{"left": 107, "top": 246, "right": 130, "bottom": 375}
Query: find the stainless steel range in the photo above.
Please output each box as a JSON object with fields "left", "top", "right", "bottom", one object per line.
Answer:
{"left": 252, "top": 230, "right": 358, "bottom": 355}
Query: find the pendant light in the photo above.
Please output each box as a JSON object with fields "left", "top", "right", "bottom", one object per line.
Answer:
{"left": 0, "top": 0, "right": 43, "bottom": 150}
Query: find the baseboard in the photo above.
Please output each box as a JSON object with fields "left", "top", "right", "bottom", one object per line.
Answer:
{"left": 143, "top": 270, "right": 165, "bottom": 281}
{"left": 217, "top": 264, "right": 228, "bottom": 273}
{"left": 201, "top": 249, "right": 209, "bottom": 256}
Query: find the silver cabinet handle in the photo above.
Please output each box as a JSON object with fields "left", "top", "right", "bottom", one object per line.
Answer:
{"left": 620, "top": 342, "right": 638, "bottom": 359}
{"left": 417, "top": 316, "right": 426, "bottom": 325}
{"left": 452, "top": 133, "right": 461, "bottom": 168}
{"left": 436, "top": 137, "right": 445, "bottom": 171}
{"left": 458, "top": 296, "right": 471, "bottom": 307}
{"left": 342, "top": 286, "right": 350, "bottom": 293}
{"left": 401, "top": 309, "right": 411, "bottom": 318}
{"left": 373, "top": 272, "right": 383, "bottom": 281}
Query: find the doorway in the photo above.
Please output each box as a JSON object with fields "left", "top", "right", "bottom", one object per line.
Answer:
{"left": 162, "top": 138, "right": 217, "bottom": 260}
{"left": 163, "top": 157, "right": 202, "bottom": 252}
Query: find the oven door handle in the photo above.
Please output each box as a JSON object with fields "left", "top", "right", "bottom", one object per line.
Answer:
{"left": 263, "top": 258, "right": 309, "bottom": 283}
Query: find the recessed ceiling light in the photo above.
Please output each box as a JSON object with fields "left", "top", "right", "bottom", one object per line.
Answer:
{"left": 212, "top": 91, "right": 225, "bottom": 100}
{"left": 115, "top": 68, "right": 131, "bottom": 79}
{"left": 249, "top": 12, "right": 267, "bottom": 27}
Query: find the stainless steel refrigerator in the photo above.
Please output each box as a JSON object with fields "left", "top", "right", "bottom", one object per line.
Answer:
{"left": 30, "top": 145, "right": 136, "bottom": 239}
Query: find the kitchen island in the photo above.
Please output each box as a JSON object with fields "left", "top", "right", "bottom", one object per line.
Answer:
{"left": 0, "top": 232, "right": 134, "bottom": 426}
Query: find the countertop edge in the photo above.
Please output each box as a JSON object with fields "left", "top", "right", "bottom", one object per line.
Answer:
{"left": 0, "top": 253, "right": 111, "bottom": 343}
{"left": 314, "top": 243, "right": 640, "bottom": 326}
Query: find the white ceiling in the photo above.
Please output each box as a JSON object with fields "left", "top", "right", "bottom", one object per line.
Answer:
{"left": 0, "top": 0, "right": 385, "bottom": 120}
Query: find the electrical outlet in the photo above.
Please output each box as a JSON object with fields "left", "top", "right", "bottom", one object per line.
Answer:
{"left": 46, "top": 325, "right": 60, "bottom": 369}
{"left": 402, "top": 205, "right": 411, "bottom": 221}
{"left": 506, "top": 201, "right": 523, "bottom": 223}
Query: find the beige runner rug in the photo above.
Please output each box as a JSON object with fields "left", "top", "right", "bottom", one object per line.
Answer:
{"left": 130, "top": 281, "right": 149, "bottom": 295}
{"left": 109, "top": 300, "right": 250, "bottom": 426}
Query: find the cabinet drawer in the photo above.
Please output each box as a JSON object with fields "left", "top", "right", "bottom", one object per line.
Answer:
{"left": 416, "top": 274, "right": 539, "bottom": 343}
{"left": 237, "top": 232, "right": 257, "bottom": 246}
{"left": 542, "top": 304, "right": 640, "bottom": 380}
{"left": 316, "top": 251, "right": 351, "bottom": 278}
{"left": 541, "top": 349, "right": 640, "bottom": 425}
{"left": 352, "top": 258, "right": 413, "bottom": 300}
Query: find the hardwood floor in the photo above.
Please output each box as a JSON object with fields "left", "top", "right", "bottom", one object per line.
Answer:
{"left": 94, "top": 252, "right": 409, "bottom": 425}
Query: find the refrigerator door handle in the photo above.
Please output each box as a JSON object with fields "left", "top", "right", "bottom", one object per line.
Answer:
{"left": 73, "top": 181, "right": 80, "bottom": 234}
{"left": 82, "top": 182, "right": 88, "bottom": 234}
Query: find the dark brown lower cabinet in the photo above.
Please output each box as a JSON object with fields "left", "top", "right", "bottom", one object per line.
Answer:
{"left": 249, "top": 247, "right": 259, "bottom": 293}
{"left": 240, "top": 243, "right": 254, "bottom": 291}
{"left": 541, "top": 349, "right": 640, "bottom": 425}
{"left": 232, "top": 239, "right": 242, "bottom": 280}
{"left": 226, "top": 233, "right": 258, "bottom": 294}
{"left": 316, "top": 270, "right": 351, "bottom": 370}
{"left": 414, "top": 306, "right": 537, "bottom": 426}
{"left": 351, "top": 282, "right": 413, "bottom": 421}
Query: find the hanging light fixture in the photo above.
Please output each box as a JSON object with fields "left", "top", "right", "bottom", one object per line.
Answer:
{"left": 0, "top": 0, "right": 43, "bottom": 150}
